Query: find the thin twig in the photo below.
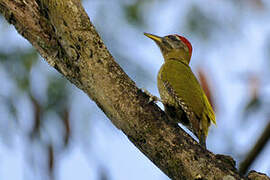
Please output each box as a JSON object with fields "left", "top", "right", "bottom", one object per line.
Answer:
{"left": 239, "top": 120, "right": 270, "bottom": 175}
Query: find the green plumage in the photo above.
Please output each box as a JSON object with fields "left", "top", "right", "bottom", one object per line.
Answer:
{"left": 158, "top": 60, "right": 216, "bottom": 146}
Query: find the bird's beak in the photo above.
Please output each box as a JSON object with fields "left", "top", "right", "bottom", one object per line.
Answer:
{"left": 144, "top": 33, "right": 162, "bottom": 43}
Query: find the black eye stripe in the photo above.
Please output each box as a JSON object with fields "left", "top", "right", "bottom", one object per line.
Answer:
{"left": 162, "top": 39, "right": 172, "bottom": 47}
{"left": 168, "top": 35, "right": 179, "bottom": 41}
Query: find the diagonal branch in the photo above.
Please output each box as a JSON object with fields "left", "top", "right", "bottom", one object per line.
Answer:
{"left": 0, "top": 0, "right": 268, "bottom": 179}
{"left": 239, "top": 120, "right": 270, "bottom": 175}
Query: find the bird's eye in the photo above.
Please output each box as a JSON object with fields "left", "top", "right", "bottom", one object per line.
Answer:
{"left": 168, "top": 35, "right": 179, "bottom": 42}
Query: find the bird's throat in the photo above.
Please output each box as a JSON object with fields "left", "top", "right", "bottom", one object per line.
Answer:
{"left": 163, "top": 51, "right": 190, "bottom": 65}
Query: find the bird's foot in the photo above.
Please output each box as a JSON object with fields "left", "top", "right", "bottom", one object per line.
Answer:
{"left": 199, "top": 134, "right": 207, "bottom": 149}
{"left": 141, "top": 88, "right": 161, "bottom": 103}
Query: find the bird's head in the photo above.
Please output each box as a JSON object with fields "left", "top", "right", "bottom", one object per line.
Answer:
{"left": 144, "top": 33, "right": 192, "bottom": 65}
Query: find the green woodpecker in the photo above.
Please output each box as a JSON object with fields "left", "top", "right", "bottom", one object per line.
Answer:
{"left": 144, "top": 33, "right": 216, "bottom": 147}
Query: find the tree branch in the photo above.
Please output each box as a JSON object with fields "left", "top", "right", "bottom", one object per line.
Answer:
{"left": 239, "top": 120, "right": 270, "bottom": 175}
{"left": 0, "top": 0, "right": 268, "bottom": 179}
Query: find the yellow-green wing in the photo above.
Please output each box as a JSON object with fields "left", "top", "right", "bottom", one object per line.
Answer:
{"left": 158, "top": 60, "right": 215, "bottom": 137}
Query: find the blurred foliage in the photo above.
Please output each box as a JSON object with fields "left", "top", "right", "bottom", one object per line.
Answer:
{"left": 244, "top": 96, "right": 261, "bottom": 116}
{"left": 185, "top": 5, "right": 220, "bottom": 40}
{"left": 231, "top": 0, "right": 266, "bottom": 10}
{"left": 0, "top": 49, "right": 38, "bottom": 91}
{"left": 0, "top": 47, "right": 70, "bottom": 178}
{"left": 1, "top": 0, "right": 270, "bottom": 179}
{"left": 243, "top": 75, "right": 262, "bottom": 118}
{"left": 124, "top": 1, "right": 146, "bottom": 26}
{"left": 45, "top": 76, "right": 68, "bottom": 112}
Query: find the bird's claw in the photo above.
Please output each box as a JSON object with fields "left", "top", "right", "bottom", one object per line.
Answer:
{"left": 141, "top": 88, "right": 161, "bottom": 103}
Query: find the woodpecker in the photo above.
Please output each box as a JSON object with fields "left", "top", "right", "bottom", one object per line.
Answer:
{"left": 144, "top": 33, "right": 216, "bottom": 147}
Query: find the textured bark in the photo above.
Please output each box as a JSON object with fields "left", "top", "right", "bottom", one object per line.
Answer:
{"left": 0, "top": 0, "right": 268, "bottom": 179}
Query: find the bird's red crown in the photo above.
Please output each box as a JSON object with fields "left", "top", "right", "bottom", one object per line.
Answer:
{"left": 175, "top": 35, "right": 192, "bottom": 55}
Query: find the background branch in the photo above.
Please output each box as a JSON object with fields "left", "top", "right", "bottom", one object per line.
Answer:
{"left": 239, "top": 120, "right": 270, "bottom": 175}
